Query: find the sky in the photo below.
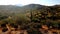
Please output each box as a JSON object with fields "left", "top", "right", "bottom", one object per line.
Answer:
{"left": 0, "top": 0, "right": 60, "bottom": 6}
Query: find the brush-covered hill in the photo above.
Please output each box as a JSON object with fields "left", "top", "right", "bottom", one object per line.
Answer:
{"left": 0, "top": 4, "right": 60, "bottom": 21}
{"left": 0, "top": 4, "right": 60, "bottom": 34}
{"left": 0, "top": 4, "right": 60, "bottom": 14}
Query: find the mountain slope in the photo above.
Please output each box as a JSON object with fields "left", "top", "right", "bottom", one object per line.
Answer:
{"left": 0, "top": 4, "right": 60, "bottom": 14}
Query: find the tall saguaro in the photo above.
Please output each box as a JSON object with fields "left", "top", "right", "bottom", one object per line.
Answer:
{"left": 30, "top": 10, "right": 33, "bottom": 22}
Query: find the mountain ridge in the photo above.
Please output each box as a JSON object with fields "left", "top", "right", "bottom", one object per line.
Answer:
{"left": 0, "top": 4, "right": 60, "bottom": 14}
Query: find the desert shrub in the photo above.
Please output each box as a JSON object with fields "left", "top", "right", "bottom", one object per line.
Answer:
{"left": 2, "top": 27, "right": 8, "bottom": 32}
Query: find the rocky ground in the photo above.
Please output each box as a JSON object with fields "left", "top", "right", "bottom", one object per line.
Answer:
{"left": 0, "top": 25, "right": 60, "bottom": 34}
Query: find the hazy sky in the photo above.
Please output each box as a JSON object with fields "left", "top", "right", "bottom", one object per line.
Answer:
{"left": 0, "top": 0, "right": 60, "bottom": 6}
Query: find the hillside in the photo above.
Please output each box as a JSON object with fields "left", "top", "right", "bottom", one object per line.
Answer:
{"left": 0, "top": 4, "right": 60, "bottom": 34}
{"left": 0, "top": 4, "right": 60, "bottom": 14}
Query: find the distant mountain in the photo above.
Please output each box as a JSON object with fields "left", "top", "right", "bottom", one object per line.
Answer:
{"left": 0, "top": 5, "right": 22, "bottom": 15}
{"left": 0, "top": 4, "right": 60, "bottom": 15}
{"left": 22, "top": 4, "right": 45, "bottom": 10}
{"left": 0, "top": 5, "right": 21, "bottom": 10}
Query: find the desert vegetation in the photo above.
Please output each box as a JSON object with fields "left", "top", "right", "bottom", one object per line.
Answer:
{"left": 0, "top": 4, "right": 60, "bottom": 34}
